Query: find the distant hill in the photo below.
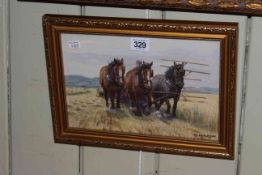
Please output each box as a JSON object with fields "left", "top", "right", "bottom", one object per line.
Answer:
{"left": 65, "top": 75, "right": 99, "bottom": 88}
{"left": 184, "top": 86, "right": 219, "bottom": 94}
{"left": 65, "top": 75, "right": 218, "bottom": 93}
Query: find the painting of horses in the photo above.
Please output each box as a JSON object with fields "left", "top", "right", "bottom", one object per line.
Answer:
{"left": 62, "top": 33, "right": 220, "bottom": 142}
{"left": 44, "top": 15, "right": 237, "bottom": 159}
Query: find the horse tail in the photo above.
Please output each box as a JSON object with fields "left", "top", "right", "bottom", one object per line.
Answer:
{"left": 99, "top": 65, "right": 107, "bottom": 89}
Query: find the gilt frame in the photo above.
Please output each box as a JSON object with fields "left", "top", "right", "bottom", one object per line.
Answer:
{"left": 20, "top": 0, "right": 262, "bottom": 16}
{"left": 43, "top": 14, "right": 238, "bottom": 159}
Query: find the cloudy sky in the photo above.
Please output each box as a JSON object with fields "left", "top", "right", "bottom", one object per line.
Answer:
{"left": 61, "top": 33, "right": 220, "bottom": 88}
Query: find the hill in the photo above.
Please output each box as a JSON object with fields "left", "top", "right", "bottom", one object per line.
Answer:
{"left": 184, "top": 86, "right": 218, "bottom": 94}
{"left": 65, "top": 75, "right": 218, "bottom": 94}
{"left": 65, "top": 75, "right": 99, "bottom": 88}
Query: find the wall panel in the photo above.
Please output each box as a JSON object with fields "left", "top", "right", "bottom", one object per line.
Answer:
{"left": 159, "top": 12, "right": 247, "bottom": 175}
{"left": 10, "top": 2, "right": 80, "bottom": 175}
{"left": 8, "top": 1, "right": 262, "bottom": 175}
{"left": 83, "top": 6, "right": 148, "bottom": 18}
{"left": 0, "top": 0, "right": 9, "bottom": 175}
{"left": 83, "top": 147, "right": 141, "bottom": 175}
{"left": 239, "top": 17, "right": 262, "bottom": 175}
{"left": 82, "top": 7, "right": 162, "bottom": 175}
{"left": 80, "top": 8, "right": 248, "bottom": 175}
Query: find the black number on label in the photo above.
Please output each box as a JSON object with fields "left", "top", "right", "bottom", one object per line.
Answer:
{"left": 134, "top": 41, "right": 146, "bottom": 49}
{"left": 141, "top": 42, "right": 146, "bottom": 48}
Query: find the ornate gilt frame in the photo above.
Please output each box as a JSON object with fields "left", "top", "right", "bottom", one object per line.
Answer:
{"left": 20, "top": 0, "right": 262, "bottom": 16}
{"left": 43, "top": 14, "right": 237, "bottom": 159}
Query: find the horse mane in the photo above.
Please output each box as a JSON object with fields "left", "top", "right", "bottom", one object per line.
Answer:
{"left": 165, "top": 66, "right": 175, "bottom": 80}
{"left": 134, "top": 61, "right": 152, "bottom": 88}
{"left": 136, "top": 62, "right": 152, "bottom": 73}
{"left": 108, "top": 59, "right": 117, "bottom": 72}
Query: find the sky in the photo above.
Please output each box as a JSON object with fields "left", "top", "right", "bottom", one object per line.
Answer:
{"left": 61, "top": 33, "right": 220, "bottom": 89}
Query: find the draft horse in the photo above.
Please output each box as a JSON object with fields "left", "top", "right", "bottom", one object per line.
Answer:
{"left": 151, "top": 61, "right": 185, "bottom": 118}
{"left": 125, "top": 61, "right": 153, "bottom": 116}
{"left": 99, "top": 58, "right": 125, "bottom": 110}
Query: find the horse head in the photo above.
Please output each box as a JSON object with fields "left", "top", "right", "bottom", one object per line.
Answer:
{"left": 109, "top": 58, "right": 125, "bottom": 87}
{"left": 165, "top": 61, "right": 185, "bottom": 89}
{"left": 173, "top": 61, "right": 185, "bottom": 89}
{"left": 138, "top": 61, "right": 153, "bottom": 89}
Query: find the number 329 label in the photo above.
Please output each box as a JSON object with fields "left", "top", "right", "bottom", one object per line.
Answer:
{"left": 130, "top": 37, "right": 150, "bottom": 51}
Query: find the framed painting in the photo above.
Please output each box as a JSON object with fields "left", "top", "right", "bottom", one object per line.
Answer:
{"left": 20, "top": 0, "right": 262, "bottom": 16}
{"left": 43, "top": 14, "right": 238, "bottom": 159}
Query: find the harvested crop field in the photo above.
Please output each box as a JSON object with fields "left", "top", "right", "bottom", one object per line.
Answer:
{"left": 66, "top": 87, "right": 219, "bottom": 142}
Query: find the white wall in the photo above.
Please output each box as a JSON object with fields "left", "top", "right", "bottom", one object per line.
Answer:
{"left": 0, "top": 0, "right": 9, "bottom": 174}
{"left": 239, "top": 17, "right": 262, "bottom": 175}
{"left": 10, "top": 2, "right": 80, "bottom": 175}
{"left": 82, "top": 7, "right": 247, "bottom": 175}
{"left": 0, "top": 1, "right": 260, "bottom": 175}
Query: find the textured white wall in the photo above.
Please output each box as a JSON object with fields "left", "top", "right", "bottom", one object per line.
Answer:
{"left": 10, "top": 2, "right": 80, "bottom": 175}
{"left": 160, "top": 11, "right": 247, "bottom": 175}
{"left": 239, "top": 17, "right": 262, "bottom": 175}
{"left": 0, "top": 0, "right": 9, "bottom": 175}
{"left": 81, "top": 7, "right": 248, "bottom": 175}
{"left": 0, "top": 1, "right": 260, "bottom": 175}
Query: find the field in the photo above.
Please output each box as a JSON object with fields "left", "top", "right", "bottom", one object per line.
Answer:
{"left": 66, "top": 87, "right": 219, "bottom": 142}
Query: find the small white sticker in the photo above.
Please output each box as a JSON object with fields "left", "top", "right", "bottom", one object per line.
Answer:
{"left": 130, "top": 37, "right": 150, "bottom": 51}
{"left": 67, "top": 41, "right": 81, "bottom": 49}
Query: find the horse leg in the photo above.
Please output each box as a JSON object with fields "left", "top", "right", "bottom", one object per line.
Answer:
{"left": 166, "top": 100, "right": 171, "bottom": 114}
{"left": 142, "top": 95, "right": 151, "bottom": 115}
{"left": 172, "top": 97, "right": 179, "bottom": 118}
{"left": 135, "top": 94, "right": 142, "bottom": 116}
{"left": 147, "top": 94, "right": 152, "bottom": 108}
{"left": 154, "top": 97, "right": 159, "bottom": 110}
{"left": 104, "top": 90, "right": 109, "bottom": 108}
{"left": 158, "top": 99, "right": 164, "bottom": 110}
{"left": 116, "top": 91, "right": 121, "bottom": 109}
{"left": 110, "top": 91, "right": 115, "bottom": 109}
{"left": 128, "top": 92, "right": 136, "bottom": 108}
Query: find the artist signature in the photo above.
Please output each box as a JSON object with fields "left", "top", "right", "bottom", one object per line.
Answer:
{"left": 194, "top": 133, "right": 216, "bottom": 139}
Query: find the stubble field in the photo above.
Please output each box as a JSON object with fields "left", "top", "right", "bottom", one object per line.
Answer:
{"left": 66, "top": 87, "right": 219, "bottom": 142}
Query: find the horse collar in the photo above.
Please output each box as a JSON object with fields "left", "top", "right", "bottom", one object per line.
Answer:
{"left": 105, "top": 73, "right": 112, "bottom": 82}
{"left": 105, "top": 67, "right": 116, "bottom": 84}
{"left": 137, "top": 70, "right": 146, "bottom": 89}
{"left": 165, "top": 79, "right": 172, "bottom": 87}
{"left": 165, "top": 79, "right": 176, "bottom": 90}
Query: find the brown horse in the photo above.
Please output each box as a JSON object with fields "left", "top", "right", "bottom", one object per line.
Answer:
{"left": 125, "top": 61, "right": 153, "bottom": 116}
{"left": 99, "top": 58, "right": 125, "bottom": 110}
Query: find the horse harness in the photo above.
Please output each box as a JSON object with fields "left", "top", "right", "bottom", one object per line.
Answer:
{"left": 137, "top": 67, "right": 151, "bottom": 90}
{"left": 105, "top": 65, "right": 118, "bottom": 85}
{"left": 164, "top": 78, "right": 182, "bottom": 97}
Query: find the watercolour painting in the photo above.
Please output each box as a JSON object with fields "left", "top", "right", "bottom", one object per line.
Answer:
{"left": 63, "top": 34, "right": 220, "bottom": 142}
{"left": 43, "top": 15, "right": 237, "bottom": 159}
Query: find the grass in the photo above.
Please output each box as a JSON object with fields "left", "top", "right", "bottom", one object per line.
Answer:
{"left": 177, "top": 93, "right": 218, "bottom": 132}
{"left": 66, "top": 88, "right": 90, "bottom": 96}
{"left": 66, "top": 87, "right": 219, "bottom": 141}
